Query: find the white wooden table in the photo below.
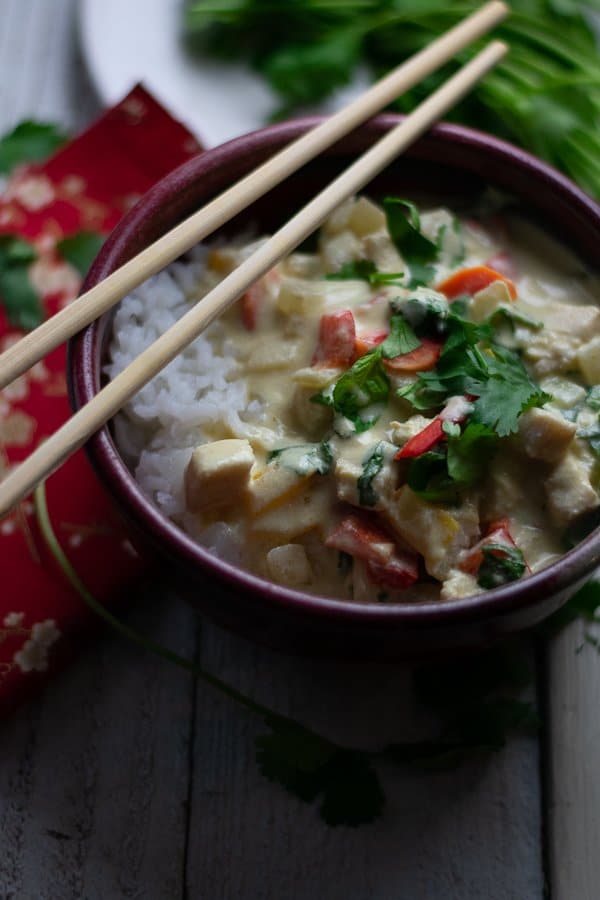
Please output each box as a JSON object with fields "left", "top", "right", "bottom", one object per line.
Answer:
{"left": 0, "top": 2, "right": 597, "bottom": 897}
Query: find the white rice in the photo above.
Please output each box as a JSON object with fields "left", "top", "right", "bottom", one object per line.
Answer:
{"left": 105, "top": 249, "right": 260, "bottom": 562}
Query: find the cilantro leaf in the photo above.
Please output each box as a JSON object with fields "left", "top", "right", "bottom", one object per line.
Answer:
{"left": 0, "top": 235, "right": 43, "bottom": 330}
{"left": 357, "top": 441, "right": 385, "bottom": 506}
{"left": 0, "top": 120, "right": 68, "bottom": 174}
{"left": 383, "top": 197, "right": 438, "bottom": 287}
{"left": 407, "top": 448, "right": 457, "bottom": 503}
{"left": 576, "top": 418, "right": 600, "bottom": 459}
{"left": 587, "top": 385, "right": 600, "bottom": 411}
{"left": 488, "top": 306, "right": 543, "bottom": 332}
{"left": 446, "top": 422, "right": 497, "bottom": 485}
{"left": 267, "top": 441, "right": 333, "bottom": 475}
{"left": 57, "top": 231, "right": 104, "bottom": 277}
{"left": 256, "top": 716, "right": 384, "bottom": 826}
{"left": 325, "top": 259, "right": 403, "bottom": 286}
{"left": 379, "top": 314, "right": 420, "bottom": 359}
{"left": 396, "top": 287, "right": 449, "bottom": 334}
{"left": 401, "top": 322, "right": 550, "bottom": 437}
{"left": 477, "top": 543, "right": 527, "bottom": 589}
{"left": 314, "top": 350, "right": 389, "bottom": 433}
{"left": 468, "top": 345, "right": 552, "bottom": 437}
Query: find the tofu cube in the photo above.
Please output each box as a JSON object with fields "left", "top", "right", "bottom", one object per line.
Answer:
{"left": 381, "top": 485, "right": 479, "bottom": 580}
{"left": 440, "top": 569, "right": 479, "bottom": 601}
{"left": 545, "top": 451, "right": 600, "bottom": 528}
{"left": 246, "top": 341, "right": 301, "bottom": 372}
{"left": 319, "top": 229, "right": 363, "bottom": 272}
{"left": 347, "top": 197, "right": 387, "bottom": 236}
{"left": 266, "top": 544, "right": 312, "bottom": 587}
{"left": 362, "top": 230, "right": 404, "bottom": 272}
{"left": 249, "top": 463, "right": 310, "bottom": 515}
{"left": 251, "top": 484, "right": 330, "bottom": 540}
{"left": 576, "top": 335, "right": 600, "bottom": 384}
{"left": 334, "top": 457, "right": 362, "bottom": 506}
{"left": 518, "top": 407, "right": 576, "bottom": 463}
{"left": 185, "top": 439, "right": 254, "bottom": 512}
{"left": 277, "top": 276, "right": 370, "bottom": 316}
{"left": 470, "top": 280, "right": 513, "bottom": 323}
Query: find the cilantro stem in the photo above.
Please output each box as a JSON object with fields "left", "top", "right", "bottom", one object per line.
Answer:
{"left": 33, "top": 481, "right": 273, "bottom": 720}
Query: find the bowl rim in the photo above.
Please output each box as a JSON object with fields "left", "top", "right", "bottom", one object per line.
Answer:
{"left": 70, "top": 113, "right": 600, "bottom": 628}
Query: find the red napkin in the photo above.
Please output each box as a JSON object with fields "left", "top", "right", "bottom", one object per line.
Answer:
{"left": 0, "top": 87, "right": 202, "bottom": 714}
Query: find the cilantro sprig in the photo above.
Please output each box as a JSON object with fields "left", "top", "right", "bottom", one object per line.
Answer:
{"left": 357, "top": 441, "right": 386, "bottom": 506}
{"left": 399, "top": 310, "right": 550, "bottom": 437}
{"left": 325, "top": 259, "right": 403, "bottom": 286}
{"left": 384, "top": 197, "right": 438, "bottom": 288}
{"left": 313, "top": 314, "right": 420, "bottom": 433}
{"left": 477, "top": 543, "right": 527, "bottom": 590}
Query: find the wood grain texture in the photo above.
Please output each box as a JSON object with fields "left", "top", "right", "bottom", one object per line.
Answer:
{"left": 0, "top": 591, "right": 196, "bottom": 900}
{"left": 547, "top": 618, "right": 600, "bottom": 900}
{"left": 187, "top": 627, "right": 544, "bottom": 900}
{"left": 0, "top": 1, "right": 548, "bottom": 897}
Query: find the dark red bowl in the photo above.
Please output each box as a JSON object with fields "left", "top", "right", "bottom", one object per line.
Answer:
{"left": 69, "top": 115, "right": 600, "bottom": 660}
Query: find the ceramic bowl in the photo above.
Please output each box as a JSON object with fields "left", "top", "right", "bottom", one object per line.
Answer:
{"left": 69, "top": 115, "right": 600, "bottom": 660}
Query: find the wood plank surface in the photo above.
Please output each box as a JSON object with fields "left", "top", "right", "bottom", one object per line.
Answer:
{"left": 0, "top": 1, "right": 563, "bottom": 897}
{"left": 547, "top": 617, "right": 600, "bottom": 900}
{"left": 187, "top": 628, "right": 544, "bottom": 900}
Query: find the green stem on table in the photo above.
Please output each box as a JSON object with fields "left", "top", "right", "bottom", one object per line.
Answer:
{"left": 33, "top": 481, "right": 277, "bottom": 720}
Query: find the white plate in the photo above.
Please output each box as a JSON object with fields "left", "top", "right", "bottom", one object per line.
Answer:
{"left": 79, "top": 0, "right": 368, "bottom": 148}
{"left": 79, "top": 0, "right": 277, "bottom": 147}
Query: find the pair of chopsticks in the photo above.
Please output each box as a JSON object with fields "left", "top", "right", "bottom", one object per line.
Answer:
{"left": 0, "top": 1, "right": 508, "bottom": 518}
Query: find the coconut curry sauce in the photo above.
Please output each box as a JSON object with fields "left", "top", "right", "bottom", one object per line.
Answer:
{"left": 183, "top": 196, "right": 600, "bottom": 602}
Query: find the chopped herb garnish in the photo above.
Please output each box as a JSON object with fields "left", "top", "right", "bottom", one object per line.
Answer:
{"left": 477, "top": 543, "right": 527, "bottom": 589}
{"left": 488, "top": 306, "right": 543, "bottom": 331}
{"left": 357, "top": 441, "right": 386, "bottom": 506}
{"left": 576, "top": 419, "right": 600, "bottom": 458}
{"left": 313, "top": 348, "right": 389, "bottom": 434}
{"left": 325, "top": 259, "right": 403, "bottom": 286}
{"left": 268, "top": 440, "right": 334, "bottom": 475}
{"left": 399, "top": 315, "right": 550, "bottom": 437}
{"left": 379, "top": 314, "right": 420, "bottom": 359}
{"left": 406, "top": 421, "right": 497, "bottom": 503}
{"left": 0, "top": 235, "right": 43, "bottom": 330}
{"left": 587, "top": 385, "right": 600, "bottom": 411}
{"left": 395, "top": 287, "right": 449, "bottom": 334}
{"left": 383, "top": 197, "right": 438, "bottom": 287}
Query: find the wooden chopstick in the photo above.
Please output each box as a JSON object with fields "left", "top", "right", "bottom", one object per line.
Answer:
{"left": 0, "top": 40, "right": 507, "bottom": 518}
{"left": 0, "top": 1, "right": 507, "bottom": 392}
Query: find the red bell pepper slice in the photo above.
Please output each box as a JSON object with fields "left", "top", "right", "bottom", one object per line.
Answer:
{"left": 383, "top": 337, "right": 442, "bottom": 374}
{"left": 354, "top": 329, "right": 388, "bottom": 359}
{"left": 459, "top": 520, "right": 529, "bottom": 576}
{"left": 394, "top": 396, "right": 471, "bottom": 460}
{"left": 366, "top": 552, "right": 419, "bottom": 589}
{"left": 395, "top": 417, "right": 446, "bottom": 459}
{"left": 312, "top": 309, "right": 356, "bottom": 368}
{"left": 436, "top": 265, "right": 517, "bottom": 301}
{"left": 325, "top": 514, "right": 395, "bottom": 566}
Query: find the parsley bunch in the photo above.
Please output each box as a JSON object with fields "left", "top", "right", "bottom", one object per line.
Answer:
{"left": 185, "top": 0, "right": 600, "bottom": 198}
